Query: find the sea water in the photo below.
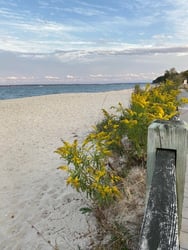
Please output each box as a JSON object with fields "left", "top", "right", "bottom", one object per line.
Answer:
{"left": 0, "top": 83, "right": 146, "bottom": 100}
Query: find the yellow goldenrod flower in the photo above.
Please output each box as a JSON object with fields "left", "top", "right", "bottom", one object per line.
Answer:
{"left": 58, "top": 165, "right": 69, "bottom": 171}
{"left": 181, "top": 97, "right": 188, "bottom": 104}
{"left": 113, "top": 124, "right": 119, "bottom": 129}
{"left": 123, "top": 119, "right": 129, "bottom": 124}
{"left": 111, "top": 174, "right": 121, "bottom": 182}
{"left": 73, "top": 155, "right": 82, "bottom": 165}
{"left": 94, "top": 169, "right": 106, "bottom": 182}
{"left": 91, "top": 182, "right": 98, "bottom": 188}
{"left": 66, "top": 176, "right": 73, "bottom": 185}
{"left": 112, "top": 186, "right": 121, "bottom": 197}
{"left": 72, "top": 176, "right": 80, "bottom": 188}
{"left": 104, "top": 186, "right": 112, "bottom": 194}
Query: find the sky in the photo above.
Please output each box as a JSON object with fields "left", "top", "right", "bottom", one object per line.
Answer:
{"left": 0, "top": 0, "right": 188, "bottom": 85}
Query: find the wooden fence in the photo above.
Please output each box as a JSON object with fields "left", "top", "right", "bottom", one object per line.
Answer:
{"left": 138, "top": 120, "right": 188, "bottom": 249}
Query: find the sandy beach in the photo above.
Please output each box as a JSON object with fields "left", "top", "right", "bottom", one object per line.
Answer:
{"left": 0, "top": 89, "right": 132, "bottom": 250}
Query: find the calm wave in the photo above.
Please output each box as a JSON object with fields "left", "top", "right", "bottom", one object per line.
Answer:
{"left": 0, "top": 83, "right": 146, "bottom": 100}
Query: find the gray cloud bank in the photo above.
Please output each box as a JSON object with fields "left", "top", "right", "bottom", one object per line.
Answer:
{"left": 0, "top": 45, "right": 188, "bottom": 85}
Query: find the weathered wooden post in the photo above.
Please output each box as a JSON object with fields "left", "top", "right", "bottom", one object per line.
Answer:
{"left": 147, "top": 120, "right": 188, "bottom": 228}
{"left": 139, "top": 120, "right": 188, "bottom": 249}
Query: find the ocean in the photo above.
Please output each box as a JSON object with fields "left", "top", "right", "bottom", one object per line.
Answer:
{"left": 0, "top": 83, "right": 146, "bottom": 100}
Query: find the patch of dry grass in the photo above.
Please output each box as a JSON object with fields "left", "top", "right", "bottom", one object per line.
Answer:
{"left": 92, "top": 166, "right": 146, "bottom": 250}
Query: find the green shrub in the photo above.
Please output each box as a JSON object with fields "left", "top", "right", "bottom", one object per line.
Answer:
{"left": 94, "top": 81, "right": 188, "bottom": 163}
{"left": 55, "top": 80, "right": 188, "bottom": 207}
{"left": 55, "top": 139, "right": 122, "bottom": 207}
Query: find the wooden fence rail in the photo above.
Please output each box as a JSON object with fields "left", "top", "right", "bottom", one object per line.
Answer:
{"left": 138, "top": 120, "right": 188, "bottom": 250}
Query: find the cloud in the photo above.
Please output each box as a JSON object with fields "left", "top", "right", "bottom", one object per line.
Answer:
{"left": 164, "top": 0, "right": 188, "bottom": 41}
{"left": 1, "top": 0, "right": 188, "bottom": 54}
{"left": 6, "top": 76, "right": 18, "bottom": 80}
{"left": 0, "top": 75, "right": 36, "bottom": 84}
{"left": 52, "top": 45, "right": 188, "bottom": 63}
{"left": 63, "top": 7, "right": 105, "bottom": 17}
{"left": 88, "top": 72, "right": 159, "bottom": 83}
{"left": 2, "top": 43, "right": 187, "bottom": 65}
{"left": 90, "top": 74, "right": 104, "bottom": 78}
{"left": 45, "top": 75, "right": 60, "bottom": 80}
{"left": 0, "top": 0, "right": 188, "bottom": 85}
{"left": 66, "top": 75, "right": 75, "bottom": 79}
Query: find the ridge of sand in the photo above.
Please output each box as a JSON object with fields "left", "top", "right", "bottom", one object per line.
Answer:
{"left": 0, "top": 90, "right": 132, "bottom": 250}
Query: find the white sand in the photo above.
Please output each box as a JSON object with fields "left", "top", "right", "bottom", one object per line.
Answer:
{"left": 0, "top": 89, "right": 132, "bottom": 250}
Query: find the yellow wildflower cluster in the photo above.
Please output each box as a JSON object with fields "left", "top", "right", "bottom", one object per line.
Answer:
{"left": 66, "top": 176, "right": 80, "bottom": 188}
{"left": 55, "top": 138, "right": 122, "bottom": 206}
{"left": 93, "top": 80, "right": 188, "bottom": 162}
{"left": 117, "top": 81, "right": 187, "bottom": 158}
{"left": 92, "top": 183, "right": 121, "bottom": 199}
{"left": 55, "top": 80, "right": 188, "bottom": 207}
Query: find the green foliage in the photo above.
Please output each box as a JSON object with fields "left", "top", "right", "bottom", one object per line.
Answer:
{"left": 55, "top": 139, "right": 122, "bottom": 207}
{"left": 55, "top": 80, "right": 188, "bottom": 207}
{"left": 94, "top": 81, "right": 188, "bottom": 163}
{"left": 152, "top": 67, "right": 188, "bottom": 85}
{"left": 55, "top": 79, "right": 188, "bottom": 249}
{"left": 79, "top": 207, "right": 93, "bottom": 214}
{"left": 124, "top": 81, "right": 180, "bottom": 157}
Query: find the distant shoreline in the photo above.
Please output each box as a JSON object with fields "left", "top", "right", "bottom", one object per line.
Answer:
{"left": 0, "top": 82, "right": 147, "bottom": 87}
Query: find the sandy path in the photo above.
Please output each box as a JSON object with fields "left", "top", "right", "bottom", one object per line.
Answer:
{"left": 0, "top": 90, "right": 132, "bottom": 250}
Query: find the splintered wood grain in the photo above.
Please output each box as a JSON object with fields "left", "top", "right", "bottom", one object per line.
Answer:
{"left": 139, "top": 149, "right": 179, "bottom": 249}
{"left": 180, "top": 160, "right": 188, "bottom": 250}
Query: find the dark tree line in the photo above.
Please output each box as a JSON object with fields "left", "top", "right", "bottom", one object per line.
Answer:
{"left": 152, "top": 68, "right": 188, "bottom": 85}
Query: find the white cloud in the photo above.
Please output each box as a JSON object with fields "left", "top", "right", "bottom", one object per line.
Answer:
{"left": 0, "top": 0, "right": 188, "bottom": 85}
{"left": 161, "top": 0, "right": 188, "bottom": 42}
{"left": 63, "top": 7, "right": 105, "bottom": 16}
{"left": 0, "top": 75, "right": 36, "bottom": 84}
{"left": 66, "top": 75, "right": 75, "bottom": 79}
{"left": 45, "top": 75, "right": 60, "bottom": 80}
{"left": 89, "top": 72, "right": 159, "bottom": 82}
{"left": 90, "top": 74, "right": 104, "bottom": 78}
{"left": 1, "top": 0, "right": 188, "bottom": 54}
{"left": 52, "top": 45, "right": 188, "bottom": 63}
{"left": 6, "top": 76, "right": 18, "bottom": 80}
{"left": 2, "top": 44, "right": 187, "bottom": 65}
